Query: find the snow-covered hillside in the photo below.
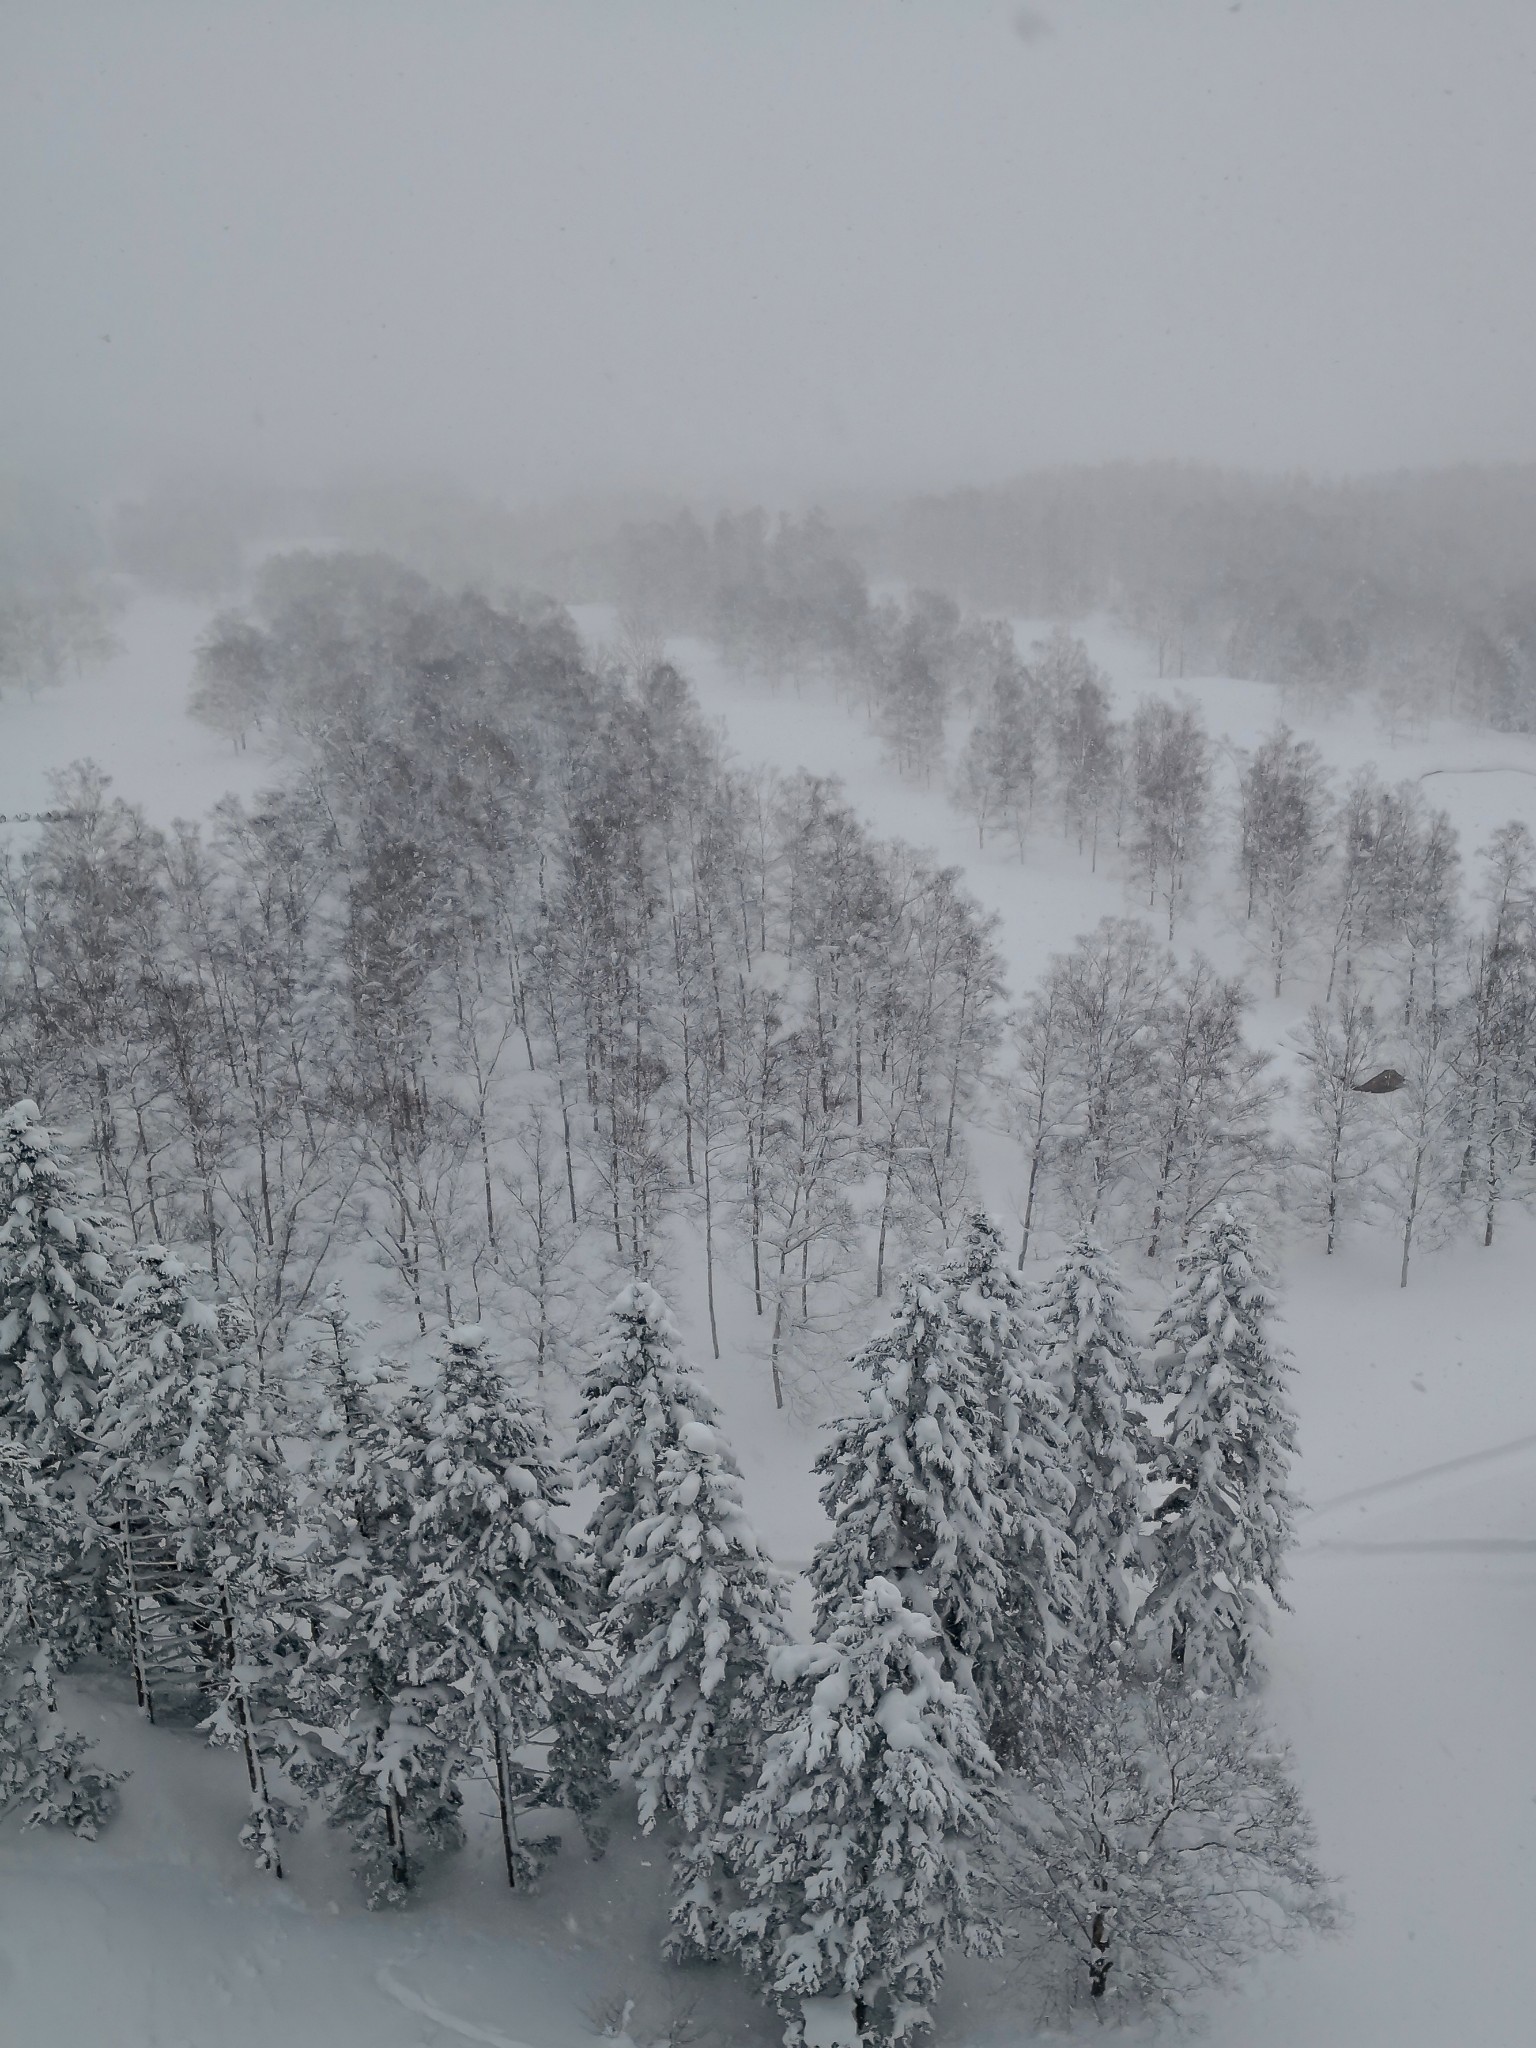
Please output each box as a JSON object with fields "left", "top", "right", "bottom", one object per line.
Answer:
{"left": 651, "top": 620, "right": 1536, "bottom": 2047}
{"left": 1, "top": 593, "right": 1533, "bottom": 2046}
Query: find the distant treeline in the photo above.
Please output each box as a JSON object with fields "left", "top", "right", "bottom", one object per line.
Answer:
{"left": 604, "top": 466, "right": 1536, "bottom": 729}
{"left": 16, "top": 459, "right": 1536, "bottom": 728}
{"left": 854, "top": 462, "right": 1536, "bottom": 727}
{"left": 0, "top": 474, "right": 122, "bottom": 697}
{"left": 3, "top": 551, "right": 1014, "bottom": 1407}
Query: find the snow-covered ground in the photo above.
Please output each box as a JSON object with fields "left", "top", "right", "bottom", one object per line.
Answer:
{"left": 0, "top": 597, "right": 278, "bottom": 828}
{"left": 647, "top": 621, "right": 1536, "bottom": 2048}
{"left": 2, "top": 594, "right": 1533, "bottom": 2045}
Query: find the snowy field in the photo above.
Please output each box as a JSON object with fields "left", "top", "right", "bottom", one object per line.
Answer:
{"left": 2, "top": 595, "right": 1533, "bottom": 2045}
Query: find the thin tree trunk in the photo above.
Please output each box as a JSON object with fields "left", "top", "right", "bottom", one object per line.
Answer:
{"left": 492, "top": 1719, "right": 522, "bottom": 1889}
{"left": 769, "top": 1274, "right": 787, "bottom": 1412}
{"left": 1400, "top": 1150, "right": 1422, "bottom": 1288}
{"left": 385, "top": 1785, "right": 408, "bottom": 1893}
{"left": 1325, "top": 1122, "right": 1342, "bottom": 1255}
{"left": 875, "top": 1130, "right": 898, "bottom": 1298}
{"left": 217, "top": 1585, "right": 283, "bottom": 1880}
{"left": 117, "top": 1511, "right": 157, "bottom": 1724}
{"left": 1019, "top": 1144, "right": 1043, "bottom": 1266}
{"left": 703, "top": 1139, "right": 720, "bottom": 1360}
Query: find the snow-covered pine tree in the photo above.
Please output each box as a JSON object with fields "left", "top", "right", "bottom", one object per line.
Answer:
{"left": 1036, "top": 1236, "right": 1150, "bottom": 1655}
{"left": 95, "top": 1244, "right": 223, "bottom": 1718}
{"left": 288, "top": 1347, "right": 460, "bottom": 1906}
{"left": 810, "top": 1266, "right": 1008, "bottom": 1706}
{"left": 577, "top": 1282, "right": 709, "bottom": 1607}
{"left": 195, "top": 1304, "right": 303, "bottom": 1876}
{"left": 295, "top": 1324, "right": 599, "bottom": 1903}
{"left": 0, "top": 1440, "right": 121, "bottom": 1837}
{"left": 941, "top": 1210, "right": 1074, "bottom": 1762}
{"left": 608, "top": 1392, "right": 788, "bottom": 1954}
{"left": 1140, "top": 1209, "right": 1300, "bottom": 1690}
{"left": 401, "top": 1325, "right": 597, "bottom": 1889}
{"left": 95, "top": 1246, "right": 296, "bottom": 1870}
{"left": 0, "top": 1649, "right": 122, "bottom": 1838}
{"left": 578, "top": 1281, "right": 788, "bottom": 1946}
{"left": 722, "top": 1576, "right": 998, "bottom": 2048}
{"left": 298, "top": 1279, "right": 385, "bottom": 1477}
{"left": 0, "top": 1099, "right": 118, "bottom": 1461}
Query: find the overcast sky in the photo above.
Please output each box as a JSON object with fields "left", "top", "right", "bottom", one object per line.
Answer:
{"left": 4, "top": 0, "right": 1534, "bottom": 501}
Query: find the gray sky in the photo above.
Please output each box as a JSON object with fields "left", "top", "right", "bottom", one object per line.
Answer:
{"left": 4, "top": 0, "right": 1534, "bottom": 500}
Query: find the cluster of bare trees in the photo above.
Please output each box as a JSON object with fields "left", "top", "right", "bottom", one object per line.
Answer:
{"left": 610, "top": 505, "right": 870, "bottom": 683}
{"left": 961, "top": 693, "right": 1536, "bottom": 1286}
{"left": 1007, "top": 919, "right": 1281, "bottom": 1264}
{"left": 626, "top": 539, "right": 1223, "bottom": 929}
{"left": 956, "top": 631, "right": 1215, "bottom": 938}
{"left": 611, "top": 506, "right": 1020, "bottom": 780}
{"left": 1, "top": 554, "right": 1004, "bottom": 1405}
{"left": 0, "top": 475, "right": 123, "bottom": 698}
{"left": 1288, "top": 815, "right": 1536, "bottom": 1281}
{"left": 1243, "top": 749, "right": 1461, "bottom": 1014}
{"left": 1231, "top": 734, "right": 1536, "bottom": 1278}
{"left": 0, "top": 581, "right": 121, "bottom": 698}
{"left": 610, "top": 517, "right": 1225, "bottom": 935}
{"left": 865, "top": 462, "right": 1536, "bottom": 730}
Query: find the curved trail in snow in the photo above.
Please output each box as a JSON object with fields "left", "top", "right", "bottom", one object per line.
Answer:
{"left": 1417, "top": 763, "right": 1536, "bottom": 782}
{"left": 1316, "top": 1537, "right": 1536, "bottom": 1557}
{"left": 375, "top": 1966, "right": 539, "bottom": 2048}
{"left": 1307, "top": 1429, "right": 1536, "bottom": 1517}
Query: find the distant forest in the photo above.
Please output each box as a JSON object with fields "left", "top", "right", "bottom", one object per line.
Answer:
{"left": 32, "top": 460, "right": 1536, "bottom": 734}
{"left": 607, "top": 464, "right": 1536, "bottom": 730}
{"left": 857, "top": 463, "right": 1536, "bottom": 726}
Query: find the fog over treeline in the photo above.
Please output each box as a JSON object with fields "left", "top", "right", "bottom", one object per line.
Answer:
{"left": 5, "top": 0, "right": 1536, "bottom": 498}
{"left": 11, "top": 457, "right": 1536, "bottom": 733}
{"left": 7, "top": 1, "right": 1536, "bottom": 714}
{"left": 6, "top": 9, "right": 1536, "bottom": 2042}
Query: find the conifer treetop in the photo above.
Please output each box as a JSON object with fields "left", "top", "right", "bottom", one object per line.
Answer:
{"left": 408, "top": 1323, "right": 584, "bottom": 1566}
{"left": 941, "top": 1210, "right": 1074, "bottom": 1750}
{"left": 609, "top": 1380, "right": 787, "bottom": 1837}
{"left": 578, "top": 1282, "right": 722, "bottom": 1587}
{"left": 97, "top": 1247, "right": 229, "bottom": 1485}
{"left": 1152, "top": 1206, "right": 1287, "bottom": 1402}
{"left": 725, "top": 1574, "right": 998, "bottom": 2047}
{"left": 0, "top": 1100, "right": 119, "bottom": 1455}
{"left": 942, "top": 1206, "right": 1046, "bottom": 1372}
{"left": 1037, "top": 1234, "right": 1149, "bottom": 1646}
{"left": 810, "top": 1266, "right": 1007, "bottom": 1685}
{"left": 1143, "top": 1207, "right": 1300, "bottom": 1686}
{"left": 1038, "top": 1233, "right": 1138, "bottom": 1376}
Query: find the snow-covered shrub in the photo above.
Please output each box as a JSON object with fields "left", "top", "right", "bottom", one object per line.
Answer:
{"left": 0, "top": 1648, "right": 121, "bottom": 1837}
{"left": 0, "top": 1442, "right": 121, "bottom": 1837}
{"left": 1000, "top": 1660, "right": 1336, "bottom": 2018}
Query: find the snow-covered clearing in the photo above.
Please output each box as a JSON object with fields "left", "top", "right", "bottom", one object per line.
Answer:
{"left": 1, "top": 593, "right": 1533, "bottom": 2045}
{"left": 650, "top": 620, "right": 1536, "bottom": 2047}
{"left": 0, "top": 597, "right": 277, "bottom": 827}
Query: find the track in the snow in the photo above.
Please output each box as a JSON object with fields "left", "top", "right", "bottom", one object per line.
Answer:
{"left": 1316, "top": 1537, "right": 1536, "bottom": 1556}
{"left": 1308, "top": 1429, "right": 1536, "bottom": 1517}
{"left": 375, "top": 1966, "right": 539, "bottom": 2048}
